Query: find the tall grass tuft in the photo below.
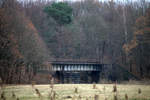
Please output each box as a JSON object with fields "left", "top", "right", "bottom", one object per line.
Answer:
{"left": 53, "top": 91, "right": 56, "bottom": 100}
{"left": 1, "top": 91, "right": 6, "bottom": 100}
{"left": 74, "top": 87, "right": 78, "bottom": 93}
{"left": 31, "top": 81, "right": 36, "bottom": 88}
{"left": 0, "top": 78, "right": 6, "bottom": 100}
{"left": 93, "top": 83, "right": 96, "bottom": 89}
{"left": 113, "top": 84, "right": 117, "bottom": 92}
{"left": 125, "top": 94, "right": 128, "bottom": 100}
{"left": 94, "top": 94, "right": 99, "bottom": 100}
{"left": 138, "top": 88, "right": 142, "bottom": 100}
{"left": 16, "top": 98, "right": 20, "bottom": 100}
{"left": 114, "top": 94, "right": 118, "bottom": 100}
{"left": 49, "top": 76, "right": 57, "bottom": 100}
{"left": 35, "top": 88, "right": 42, "bottom": 99}
{"left": 49, "top": 88, "right": 58, "bottom": 100}
{"left": 12, "top": 91, "right": 16, "bottom": 98}
{"left": 50, "top": 77, "right": 54, "bottom": 89}
{"left": 138, "top": 88, "right": 142, "bottom": 94}
{"left": 78, "top": 95, "right": 81, "bottom": 100}
{"left": 31, "top": 81, "right": 43, "bottom": 100}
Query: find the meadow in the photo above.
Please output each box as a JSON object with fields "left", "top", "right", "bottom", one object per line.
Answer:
{"left": 1, "top": 84, "right": 150, "bottom": 100}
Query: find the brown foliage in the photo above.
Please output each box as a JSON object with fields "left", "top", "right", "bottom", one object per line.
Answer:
{"left": 123, "top": 8, "right": 150, "bottom": 79}
{"left": 0, "top": 0, "right": 51, "bottom": 84}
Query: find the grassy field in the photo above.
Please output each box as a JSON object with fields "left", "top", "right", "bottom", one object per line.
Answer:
{"left": 1, "top": 84, "right": 150, "bottom": 100}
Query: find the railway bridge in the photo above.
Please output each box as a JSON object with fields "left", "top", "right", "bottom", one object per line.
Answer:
{"left": 38, "top": 59, "right": 106, "bottom": 83}
{"left": 41, "top": 59, "right": 109, "bottom": 83}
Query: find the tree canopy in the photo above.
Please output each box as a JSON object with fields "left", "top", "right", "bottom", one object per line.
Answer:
{"left": 44, "top": 2, "right": 73, "bottom": 25}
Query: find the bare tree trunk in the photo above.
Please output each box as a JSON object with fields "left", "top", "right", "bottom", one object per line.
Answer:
{"left": 123, "top": 3, "right": 128, "bottom": 43}
{"left": 140, "top": 0, "right": 146, "bottom": 15}
{"left": 101, "top": 41, "right": 105, "bottom": 64}
{"left": 122, "top": 1, "right": 128, "bottom": 65}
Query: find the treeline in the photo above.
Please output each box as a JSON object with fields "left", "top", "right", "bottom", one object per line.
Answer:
{"left": 22, "top": 0, "right": 150, "bottom": 79}
{"left": 0, "top": 0, "right": 150, "bottom": 83}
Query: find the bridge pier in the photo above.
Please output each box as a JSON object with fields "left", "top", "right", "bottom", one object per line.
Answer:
{"left": 55, "top": 71, "right": 64, "bottom": 83}
{"left": 91, "top": 71, "right": 100, "bottom": 83}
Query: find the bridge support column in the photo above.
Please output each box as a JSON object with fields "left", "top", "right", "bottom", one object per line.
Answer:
{"left": 91, "top": 71, "right": 100, "bottom": 83}
{"left": 55, "top": 71, "right": 64, "bottom": 83}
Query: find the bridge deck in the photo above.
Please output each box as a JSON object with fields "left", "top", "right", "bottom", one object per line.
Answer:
{"left": 52, "top": 63, "right": 101, "bottom": 71}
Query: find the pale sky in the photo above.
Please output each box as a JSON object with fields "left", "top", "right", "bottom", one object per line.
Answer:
{"left": 56, "top": 0, "right": 149, "bottom": 2}
{"left": 18, "top": 0, "right": 150, "bottom": 2}
{"left": 55, "top": 0, "right": 150, "bottom": 2}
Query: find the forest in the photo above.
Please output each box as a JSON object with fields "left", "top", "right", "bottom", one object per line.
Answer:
{"left": 0, "top": 0, "right": 150, "bottom": 84}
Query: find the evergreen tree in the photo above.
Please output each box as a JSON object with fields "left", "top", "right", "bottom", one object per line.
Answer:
{"left": 44, "top": 2, "right": 73, "bottom": 25}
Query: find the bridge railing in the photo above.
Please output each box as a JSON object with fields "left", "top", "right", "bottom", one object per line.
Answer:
{"left": 49, "top": 58, "right": 101, "bottom": 64}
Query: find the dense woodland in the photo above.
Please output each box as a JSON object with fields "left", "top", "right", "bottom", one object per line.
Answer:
{"left": 0, "top": 0, "right": 150, "bottom": 84}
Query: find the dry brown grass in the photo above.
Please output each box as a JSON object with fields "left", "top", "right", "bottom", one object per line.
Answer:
{"left": 1, "top": 84, "right": 150, "bottom": 100}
